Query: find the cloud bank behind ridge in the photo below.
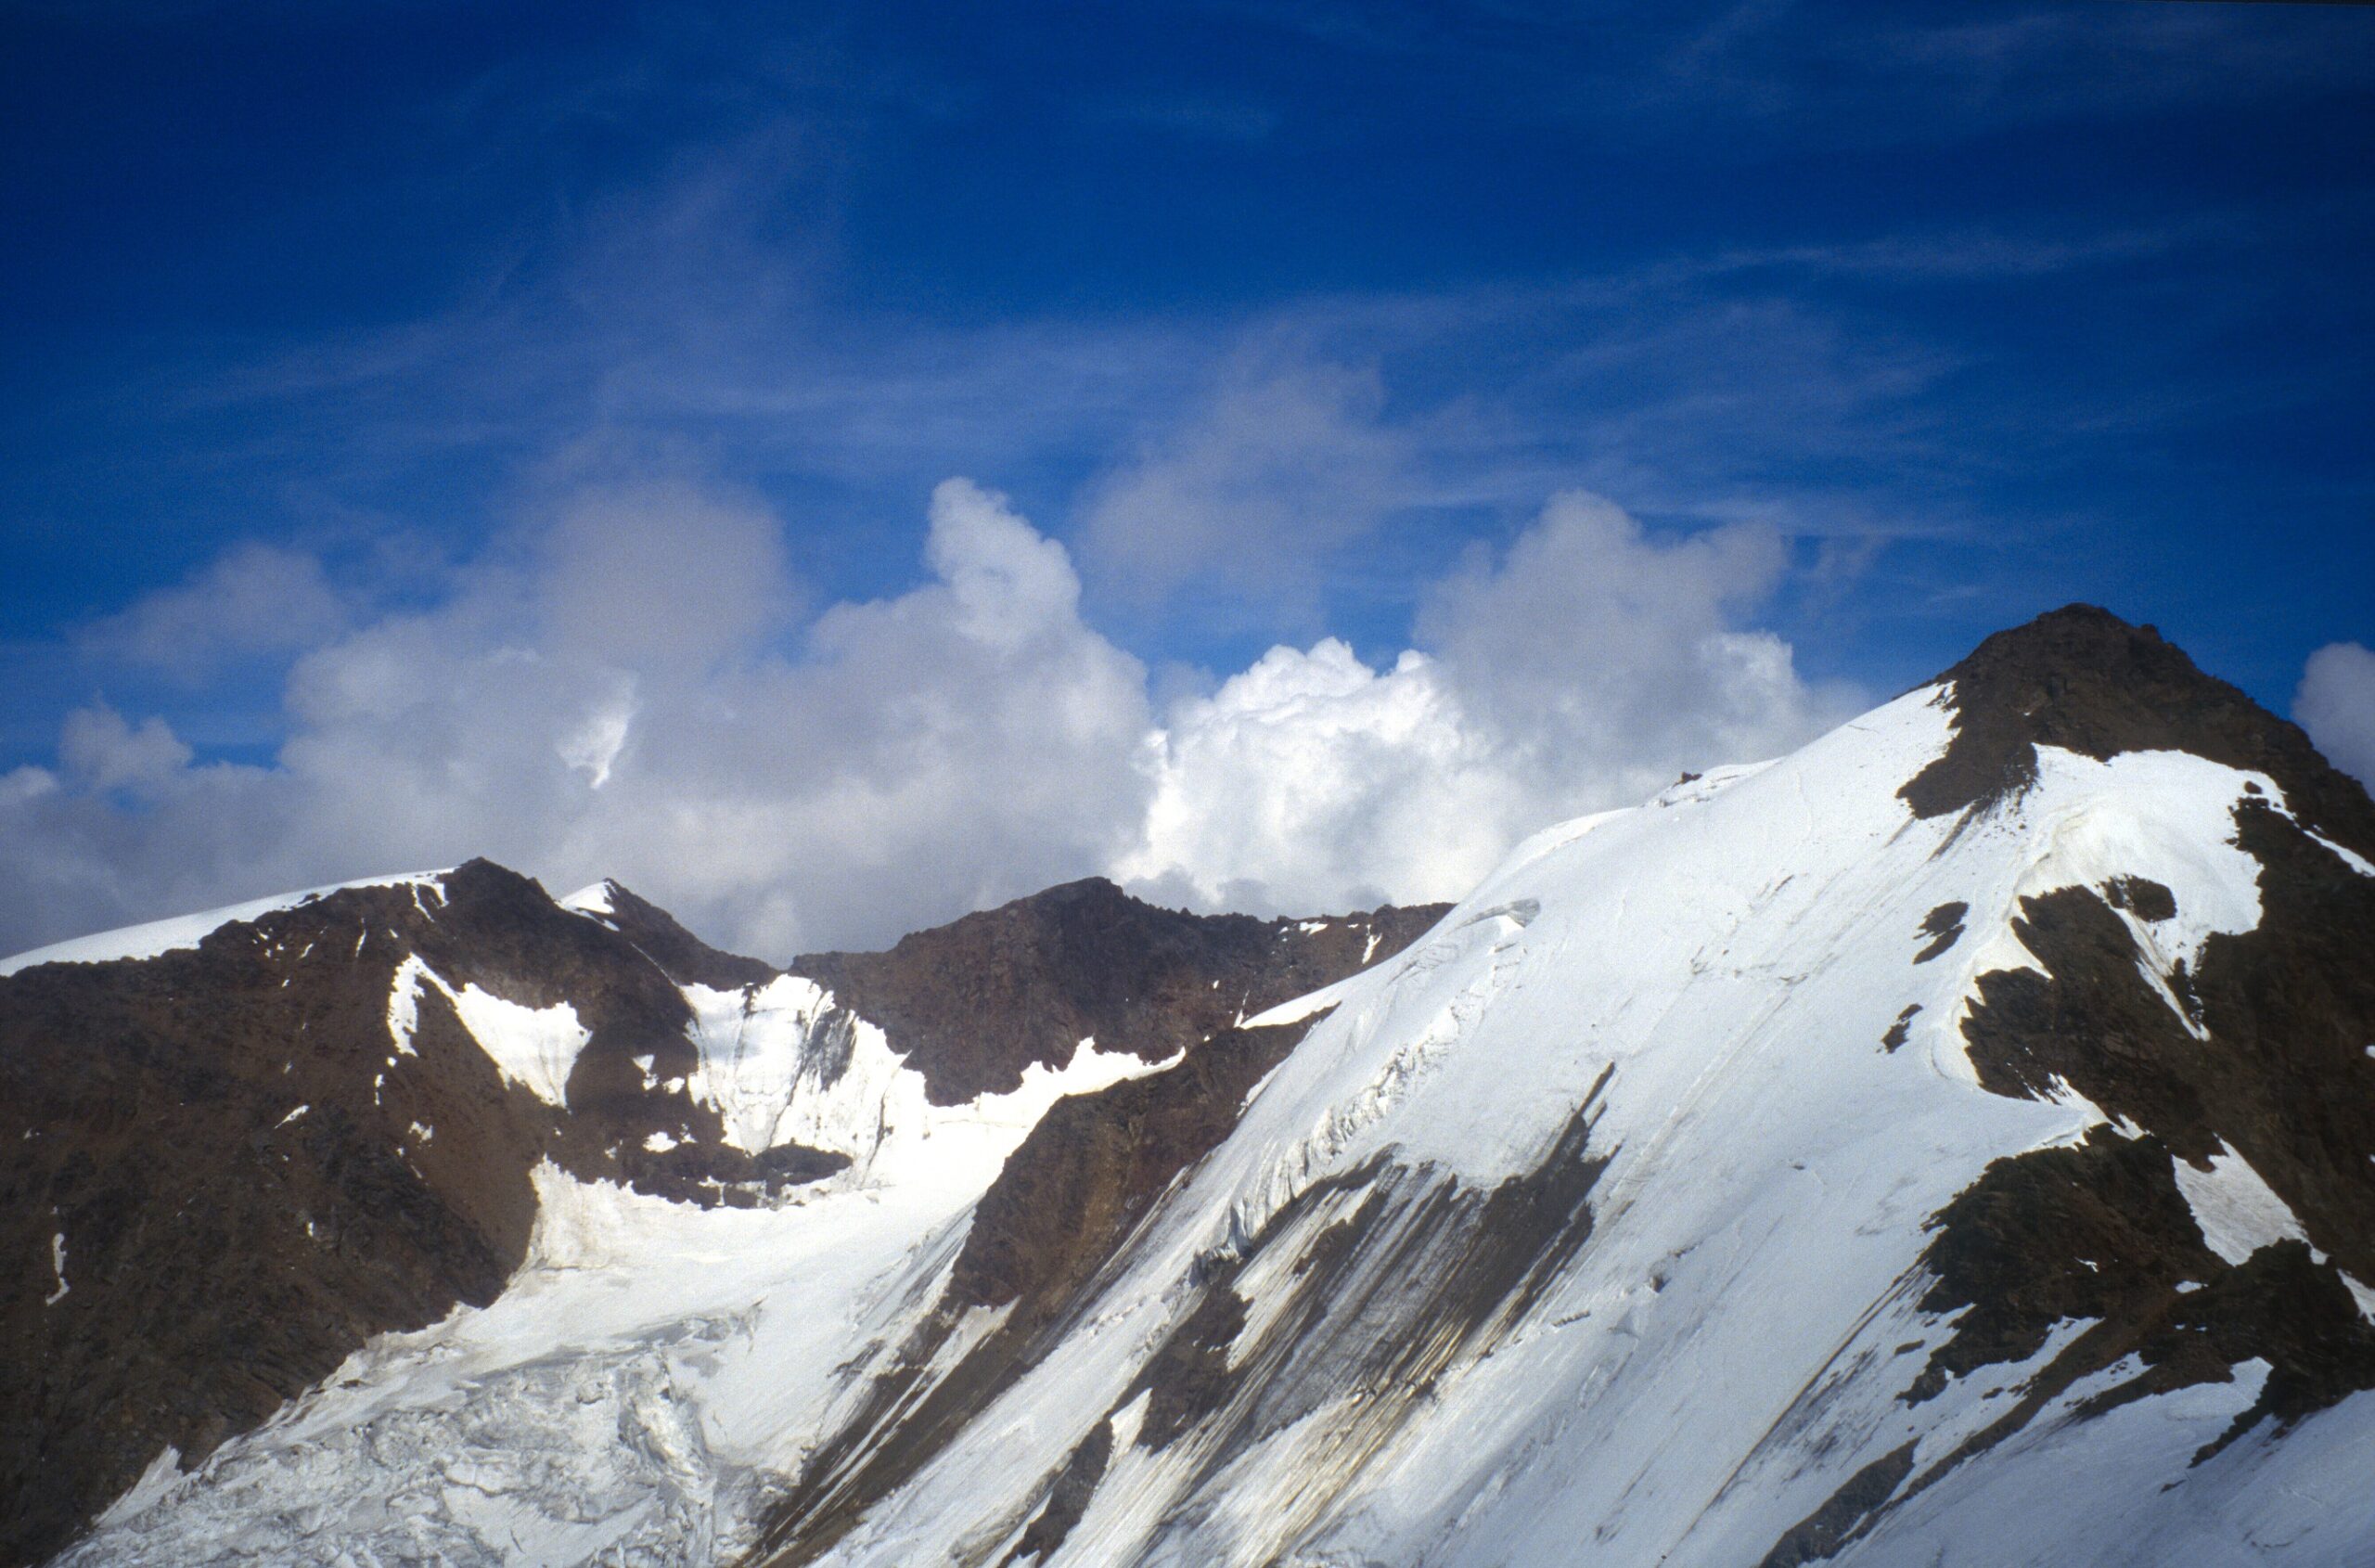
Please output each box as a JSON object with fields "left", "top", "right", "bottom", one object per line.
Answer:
{"left": 0, "top": 477, "right": 1919, "bottom": 959}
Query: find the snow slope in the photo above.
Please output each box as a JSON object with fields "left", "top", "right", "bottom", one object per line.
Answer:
{"left": 63, "top": 1003, "right": 1174, "bottom": 1567}
{"left": 58, "top": 676, "right": 2375, "bottom": 1567}
{"left": 762, "top": 684, "right": 2375, "bottom": 1568}
{"left": 0, "top": 871, "right": 446, "bottom": 977}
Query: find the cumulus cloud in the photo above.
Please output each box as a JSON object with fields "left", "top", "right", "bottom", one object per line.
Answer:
{"left": 1116, "top": 490, "right": 1854, "bottom": 915}
{"left": 58, "top": 704, "right": 195, "bottom": 792}
{"left": 1114, "top": 641, "right": 1519, "bottom": 916}
{"left": 1076, "top": 360, "right": 1413, "bottom": 608}
{"left": 533, "top": 481, "right": 800, "bottom": 673}
{"left": 2296, "top": 642, "right": 2375, "bottom": 788}
{"left": 0, "top": 482, "right": 1849, "bottom": 959}
{"left": 0, "top": 479, "right": 1152, "bottom": 959}
{"left": 78, "top": 542, "right": 347, "bottom": 675}
{"left": 1417, "top": 489, "right": 1830, "bottom": 794}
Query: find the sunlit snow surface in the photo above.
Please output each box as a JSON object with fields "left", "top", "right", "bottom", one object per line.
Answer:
{"left": 65, "top": 1025, "right": 1172, "bottom": 1567}
{"left": 64, "top": 688, "right": 2375, "bottom": 1566}
{"left": 0, "top": 870, "right": 447, "bottom": 977}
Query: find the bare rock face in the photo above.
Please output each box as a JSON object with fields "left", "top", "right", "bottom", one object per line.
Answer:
{"left": 0, "top": 860, "right": 829, "bottom": 1568}
{"left": 0, "top": 864, "right": 1444, "bottom": 1568}
{"left": 1780, "top": 607, "right": 2375, "bottom": 1560}
{"left": 792, "top": 878, "right": 1443, "bottom": 1104}
{"left": 14, "top": 605, "right": 2375, "bottom": 1568}
{"left": 1900, "top": 604, "right": 2375, "bottom": 861}
{"left": 758, "top": 609, "right": 2375, "bottom": 1568}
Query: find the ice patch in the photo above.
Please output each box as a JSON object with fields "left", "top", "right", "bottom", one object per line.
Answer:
{"left": 45, "top": 1231, "right": 68, "bottom": 1305}
{"left": 1937, "top": 749, "right": 2277, "bottom": 1082}
{"left": 2172, "top": 1142, "right": 2309, "bottom": 1266}
{"left": 386, "top": 957, "right": 429, "bottom": 1057}
{"left": 93, "top": 1446, "right": 184, "bottom": 1530}
{"left": 445, "top": 986, "right": 590, "bottom": 1108}
{"left": 2013, "top": 749, "right": 2268, "bottom": 973}
{"left": 387, "top": 957, "right": 591, "bottom": 1107}
{"left": 560, "top": 880, "right": 620, "bottom": 919}
{"left": 1, "top": 870, "right": 448, "bottom": 976}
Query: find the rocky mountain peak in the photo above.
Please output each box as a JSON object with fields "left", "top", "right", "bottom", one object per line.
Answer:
{"left": 1, "top": 861, "right": 1444, "bottom": 1568}
{"left": 12, "top": 610, "right": 2375, "bottom": 1568}
{"left": 1900, "top": 604, "right": 2375, "bottom": 858}
{"left": 790, "top": 878, "right": 1446, "bottom": 1105}
{"left": 558, "top": 872, "right": 777, "bottom": 992}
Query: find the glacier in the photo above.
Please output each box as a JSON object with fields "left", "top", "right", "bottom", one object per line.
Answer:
{"left": 46, "top": 666, "right": 2375, "bottom": 1567}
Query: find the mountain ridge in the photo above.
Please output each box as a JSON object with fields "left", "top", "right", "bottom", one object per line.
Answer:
{"left": 1, "top": 865, "right": 1446, "bottom": 1568}
{"left": 12, "top": 604, "right": 2375, "bottom": 1568}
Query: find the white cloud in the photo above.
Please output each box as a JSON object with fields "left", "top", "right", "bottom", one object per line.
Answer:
{"left": 0, "top": 478, "right": 1155, "bottom": 959}
{"left": 1417, "top": 488, "right": 1831, "bottom": 790}
{"left": 1076, "top": 360, "right": 1413, "bottom": 607}
{"left": 59, "top": 704, "right": 194, "bottom": 792}
{"left": 0, "top": 482, "right": 1848, "bottom": 960}
{"left": 2296, "top": 641, "right": 2375, "bottom": 788}
{"left": 1115, "top": 489, "right": 1854, "bottom": 915}
{"left": 78, "top": 542, "right": 347, "bottom": 675}
{"left": 533, "top": 480, "right": 801, "bottom": 673}
{"left": 924, "top": 477, "right": 1088, "bottom": 650}
{"left": 1116, "top": 640, "right": 1519, "bottom": 915}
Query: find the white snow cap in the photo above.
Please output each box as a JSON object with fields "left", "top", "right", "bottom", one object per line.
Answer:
{"left": 0, "top": 871, "right": 449, "bottom": 977}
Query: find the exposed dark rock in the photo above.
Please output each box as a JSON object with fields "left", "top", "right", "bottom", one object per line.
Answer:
{"left": 1898, "top": 605, "right": 2375, "bottom": 864}
{"left": 950, "top": 1020, "right": 1315, "bottom": 1320}
{"left": 2080, "top": 1239, "right": 2375, "bottom": 1462}
{"left": 1111, "top": 1073, "right": 1612, "bottom": 1515}
{"left": 1912, "top": 902, "right": 1967, "bottom": 964}
{"left": 713, "top": 893, "right": 1451, "bottom": 1568}
{"left": 1861, "top": 764, "right": 2375, "bottom": 1556}
{"left": 1881, "top": 1004, "right": 1921, "bottom": 1053}
{"left": 2103, "top": 875, "right": 2177, "bottom": 923}
{"left": 1906, "top": 1127, "right": 2220, "bottom": 1407}
{"left": 1868, "top": 1131, "right": 2375, "bottom": 1554}
{"left": 570, "top": 879, "right": 780, "bottom": 992}
{"left": 21, "top": 605, "right": 2375, "bottom": 1566}
{"left": 1135, "top": 1283, "right": 1255, "bottom": 1451}
{"left": 754, "top": 1066, "right": 1612, "bottom": 1567}
{"left": 4, "top": 858, "right": 1443, "bottom": 1568}
{"left": 740, "top": 1019, "right": 1335, "bottom": 1567}
{"left": 1756, "top": 1442, "right": 1917, "bottom": 1568}
{"left": 1958, "top": 810, "right": 2375, "bottom": 1283}
{"left": 793, "top": 878, "right": 1446, "bottom": 1104}
{"left": 1000, "top": 1418, "right": 1114, "bottom": 1567}
{"left": 1805, "top": 608, "right": 2375, "bottom": 1562}
{"left": 0, "top": 861, "right": 820, "bottom": 1568}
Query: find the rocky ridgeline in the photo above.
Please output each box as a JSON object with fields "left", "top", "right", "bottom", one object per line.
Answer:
{"left": 0, "top": 863, "right": 1442, "bottom": 1568}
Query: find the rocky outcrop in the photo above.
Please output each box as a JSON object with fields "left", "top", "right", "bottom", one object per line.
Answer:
{"left": 740, "top": 893, "right": 1457, "bottom": 1567}
{"left": 16, "top": 604, "right": 2375, "bottom": 1568}
{"left": 1900, "top": 605, "right": 2375, "bottom": 861}
{"left": 793, "top": 878, "right": 1444, "bottom": 1103}
{"left": 0, "top": 861, "right": 830, "bottom": 1568}
{"left": 2, "top": 865, "right": 1444, "bottom": 1568}
{"left": 1795, "top": 607, "right": 2375, "bottom": 1560}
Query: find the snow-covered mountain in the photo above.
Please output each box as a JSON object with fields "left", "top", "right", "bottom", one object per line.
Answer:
{"left": 9, "top": 605, "right": 2374, "bottom": 1567}
{"left": 1, "top": 864, "right": 1439, "bottom": 1568}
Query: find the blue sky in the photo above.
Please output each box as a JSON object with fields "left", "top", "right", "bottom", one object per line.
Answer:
{"left": 3, "top": 1, "right": 2372, "bottom": 954}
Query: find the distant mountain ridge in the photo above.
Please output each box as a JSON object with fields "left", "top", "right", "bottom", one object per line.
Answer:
{"left": 10, "top": 604, "right": 2375, "bottom": 1568}
{"left": 1, "top": 866, "right": 1442, "bottom": 1568}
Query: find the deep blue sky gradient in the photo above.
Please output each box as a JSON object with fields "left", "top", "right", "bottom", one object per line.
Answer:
{"left": 5, "top": 0, "right": 2371, "bottom": 771}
